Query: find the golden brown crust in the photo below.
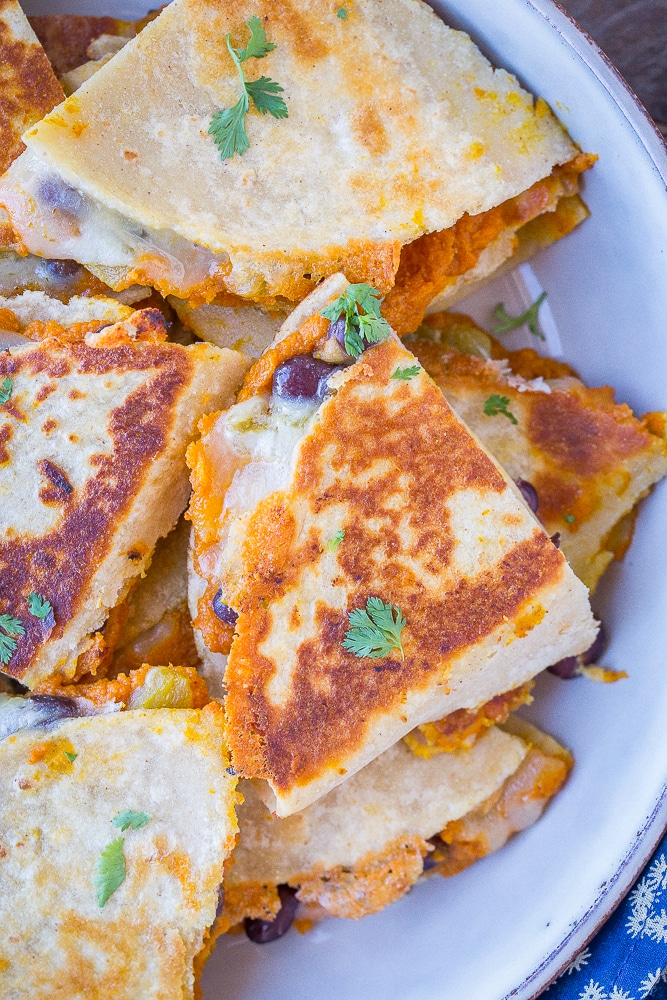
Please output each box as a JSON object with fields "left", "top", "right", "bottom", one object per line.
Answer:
{"left": 223, "top": 338, "right": 565, "bottom": 793}
{"left": 0, "top": 338, "right": 193, "bottom": 684}
{"left": 410, "top": 335, "right": 667, "bottom": 587}
{"left": 0, "top": 2, "right": 64, "bottom": 176}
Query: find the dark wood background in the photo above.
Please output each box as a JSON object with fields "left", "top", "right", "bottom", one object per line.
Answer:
{"left": 560, "top": 0, "right": 667, "bottom": 137}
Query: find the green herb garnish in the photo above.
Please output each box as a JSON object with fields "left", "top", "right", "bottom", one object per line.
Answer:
{"left": 342, "top": 597, "right": 406, "bottom": 660}
{"left": 112, "top": 810, "right": 152, "bottom": 832}
{"left": 93, "top": 838, "right": 126, "bottom": 907}
{"left": 483, "top": 394, "right": 518, "bottom": 425}
{"left": 27, "top": 592, "right": 52, "bottom": 620}
{"left": 0, "top": 614, "right": 24, "bottom": 666}
{"left": 564, "top": 513, "right": 576, "bottom": 524}
{"left": 391, "top": 365, "right": 421, "bottom": 381}
{"left": 208, "top": 16, "right": 288, "bottom": 161}
{"left": 321, "top": 284, "right": 392, "bottom": 358}
{"left": 337, "top": 6, "right": 348, "bottom": 18}
{"left": 64, "top": 751, "right": 78, "bottom": 763}
{"left": 492, "top": 291, "right": 547, "bottom": 340}
{"left": 328, "top": 530, "right": 345, "bottom": 552}
{"left": 0, "top": 377, "right": 12, "bottom": 404}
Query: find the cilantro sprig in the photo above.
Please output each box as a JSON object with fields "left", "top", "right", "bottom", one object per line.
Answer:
{"left": 342, "top": 597, "right": 407, "bottom": 660}
{"left": 391, "top": 365, "right": 421, "bottom": 382}
{"left": 492, "top": 291, "right": 547, "bottom": 340}
{"left": 321, "top": 284, "right": 392, "bottom": 358}
{"left": 28, "top": 592, "right": 52, "bottom": 620}
{"left": 94, "top": 838, "right": 126, "bottom": 908}
{"left": 208, "top": 16, "right": 288, "bottom": 161}
{"left": 0, "top": 377, "right": 12, "bottom": 404}
{"left": 328, "top": 530, "right": 345, "bottom": 552}
{"left": 483, "top": 394, "right": 518, "bottom": 425}
{"left": 112, "top": 810, "right": 152, "bottom": 831}
{"left": 0, "top": 613, "right": 24, "bottom": 666}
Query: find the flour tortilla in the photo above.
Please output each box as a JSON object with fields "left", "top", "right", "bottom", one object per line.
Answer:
{"left": 0, "top": 309, "right": 250, "bottom": 689}
{"left": 188, "top": 279, "right": 596, "bottom": 815}
{"left": 0, "top": 706, "right": 238, "bottom": 1000}
{"left": 0, "top": 0, "right": 577, "bottom": 304}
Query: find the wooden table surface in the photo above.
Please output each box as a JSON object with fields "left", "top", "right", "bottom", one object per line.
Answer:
{"left": 560, "top": 0, "right": 667, "bottom": 137}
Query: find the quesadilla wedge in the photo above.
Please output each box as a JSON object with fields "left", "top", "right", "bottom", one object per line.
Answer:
{"left": 0, "top": 0, "right": 63, "bottom": 248}
{"left": 187, "top": 277, "right": 596, "bottom": 815}
{"left": 0, "top": 0, "right": 588, "bottom": 317}
{"left": 0, "top": 704, "right": 238, "bottom": 1000}
{"left": 408, "top": 312, "right": 667, "bottom": 590}
{"left": 221, "top": 719, "right": 571, "bottom": 931}
{"left": 0, "top": 308, "right": 250, "bottom": 690}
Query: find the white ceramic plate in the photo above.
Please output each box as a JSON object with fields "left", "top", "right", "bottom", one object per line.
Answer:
{"left": 22, "top": 1, "right": 667, "bottom": 997}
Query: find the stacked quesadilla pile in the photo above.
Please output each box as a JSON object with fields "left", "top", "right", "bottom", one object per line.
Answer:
{"left": 0, "top": 0, "right": 665, "bottom": 994}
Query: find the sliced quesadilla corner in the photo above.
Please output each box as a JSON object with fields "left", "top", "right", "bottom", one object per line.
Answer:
{"left": 0, "top": 0, "right": 589, "bottom": 320}
{"left": 0, "top": 703, "right": 239, "bottom": 999}
{"left": 187, "top": 276, "right": 596, "bottom": 816}
{"left": 221, "top": 718, "right": 572, "bottom": 932}
{"left": 408, "top": 311, "right": 667, "bottom": 591}
{"left": 0, "top": 308, "right": 251, "bottom": 690}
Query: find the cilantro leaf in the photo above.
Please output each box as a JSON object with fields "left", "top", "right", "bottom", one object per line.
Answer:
{"left": 112, "top": 810, "right": 152, "bottom": 832}
{"left": 245, "top": 77, "right": 288, "bottom": 118}
{"left": 337, "top": 7, "right": 348, "bottom": 18}
{"left": 0, "top": 613, "right": 24, "bottom": 666}
{"left": 210, "top": 19, "right": 286, "bottom": 161}
{"left": 492, "top": 291, "right": 547, "bottom": 340}
{"left": 391, "top": 365, "right": 421, "bottom": 381}
{"left": 93, "top": 837, "right": 126, "bottom": 907}
{"left": 342, "top": 597, "right": 406, "bottom": 660}
{"left": 328, "top": 530, "right": 345, "bottom": 552}
{"left": 564, "top": 513, "right": 576, "bottom": 524}
{"left": 320, "top": 284, "right": 392, "bottom": 359}
{"left": 209, "top": 95, "right": 250, "bottom": 160}
{"left": 483, "top": 394, "right": 518, "bottom": 425}
{"left": 235, "top": 15, "right": 276, "bottom": 62}
{"left": 27, "top": 592, "right": 52, "bottom": 620}
{"left": 0, "top": 377, "right": 12, "bottom": 404}
{"left": 64, "top": 751, "right": 77, "bottom": 763}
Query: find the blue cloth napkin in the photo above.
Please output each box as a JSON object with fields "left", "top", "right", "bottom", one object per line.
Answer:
{"left": 544, "top": 830, "right": 667, "bottom": 999}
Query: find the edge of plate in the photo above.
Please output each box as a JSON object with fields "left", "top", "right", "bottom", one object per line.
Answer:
{"left": 504, "top": 8, "right": 667, "bottom": 993}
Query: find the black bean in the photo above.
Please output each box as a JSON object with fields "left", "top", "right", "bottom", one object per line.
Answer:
{"left": 547, "top": 620, "right": 607, "bottom": 679}
{"left": 546, "top": 655, "right": 580, "bottom": 680}
{"left": 515, "top": 479, "right": 539, "bottom": 514}
{"left": 327, "top": 316, "right": 348, "bottom": 351}
{"left": 212, "top": 589, "right": 238, "bottom": 626}
{"left": 244, "top": 885, "right": 299, "bottom": 943}
{"left": 34, "top": 259, "right": 84, "bottom": 286}
{"left": 550, "top": 532, "right": 561, "bottom": 548}
{"left": 423, "top": 834, "right": 446, "bottom": 871}
{"left": 0, "top": 694, "right": 83, "bottom": 742}
{"left": 272, "top": 354, "right": 344, "bottom": 404}
{"left": 582, "top": 621, "right": 607, "bottom": 665}
{"left": 38, "top": 177, "right": 87, "bottom": 217}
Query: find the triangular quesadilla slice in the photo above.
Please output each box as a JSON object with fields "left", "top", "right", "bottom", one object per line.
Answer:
{"left": 222, "top": 719, "right": 571, "bottom": 931}
{"left": 0, "top": 308, "right": 250, "bottom": 689}
{"left": 0, "top": 704, "right": 238, "bottom": 1000}
{"left": 0, "top": 0, "right": 588, "bottom": 318}
{"left": 187, "top": 277, "right": 596, "bottom": 815}
{"left": 408, "top": 312, "right": 667, "bottom": 590}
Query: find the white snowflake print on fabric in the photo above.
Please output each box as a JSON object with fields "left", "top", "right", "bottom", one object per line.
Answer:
{"left": 609, "top": 987, "right": 635, "bottom": 1000}
{"left": 579, "top": 981, "right": 608, "bottom": 1000}
{"left": 627, "top": 856, "right": 667, "bottom": 941}
{"left": 564, "top": 949, "right": 593, "bottom": 976}
{"left": 645, "top": 909, "right": 667, "bottom": 944}
{"left": 638, "top": 967, "right": 662, "bottom": 998}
